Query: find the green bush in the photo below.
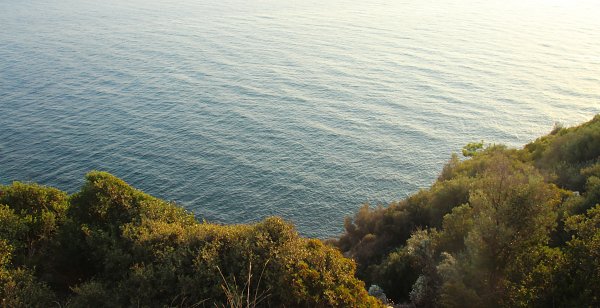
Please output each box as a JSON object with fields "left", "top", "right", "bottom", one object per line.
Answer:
{"left": 337, "top": 115, "right": 600, "bottom": 306}
{"left": 0, "top": 172, "right": 383, "bottom": 307}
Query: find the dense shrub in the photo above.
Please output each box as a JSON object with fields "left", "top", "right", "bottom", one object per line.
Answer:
{"left": 337, "top": 115, "right": 600, "bottom": 306}
{"left": 0, "top": 172, "right": 383, "bottom": 307}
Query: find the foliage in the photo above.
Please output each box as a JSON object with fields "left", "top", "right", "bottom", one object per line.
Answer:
{"left": 557, "top": 205, "right": 600, "bottom": 306}
{"left": 337, "top": 115, "right": 600, "bottom": 306}
{"left": 0, "top": 172, "right": 383, "bottom": 307}
{"left": 0, "top": 182, "right": 68, "bottom": 267}
{"left": 461, "top": 141, "right": 484, "bottom": 157}
{"left": 526, "top": 114, "right": 600, "bottom": 191}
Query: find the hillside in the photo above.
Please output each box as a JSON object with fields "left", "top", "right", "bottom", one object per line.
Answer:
{"left": 0, "top": 172, "right": 381, "bottom": 307}
{"left": 337, "top": 115, "right": 600, "bottom": 306}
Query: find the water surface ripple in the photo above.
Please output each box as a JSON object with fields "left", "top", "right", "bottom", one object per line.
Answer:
{"left": 1, "top": 0, "right": 599, "bottom": 237}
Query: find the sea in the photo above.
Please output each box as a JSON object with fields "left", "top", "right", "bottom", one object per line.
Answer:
{"left": 1, "top": 0, "right": 599, "bottom": 237}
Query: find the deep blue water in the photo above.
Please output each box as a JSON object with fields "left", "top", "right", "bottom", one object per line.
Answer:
{"left": 1, "top": 0, "right": 599, "bottom": 237}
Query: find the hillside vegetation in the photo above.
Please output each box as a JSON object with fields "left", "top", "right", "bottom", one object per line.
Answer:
{"left": 1, "top": 115, "right": 599, "bottom": 307}
{"left": 0, "top": 172, "right": 381, "bottom": 307}
{"left": 337, "top": 115, "right": 600, "bottom": 307}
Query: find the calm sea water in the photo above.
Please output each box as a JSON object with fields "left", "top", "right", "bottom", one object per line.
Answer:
{"left": 1, "top": 0, "right": 599, "bottom": 237}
